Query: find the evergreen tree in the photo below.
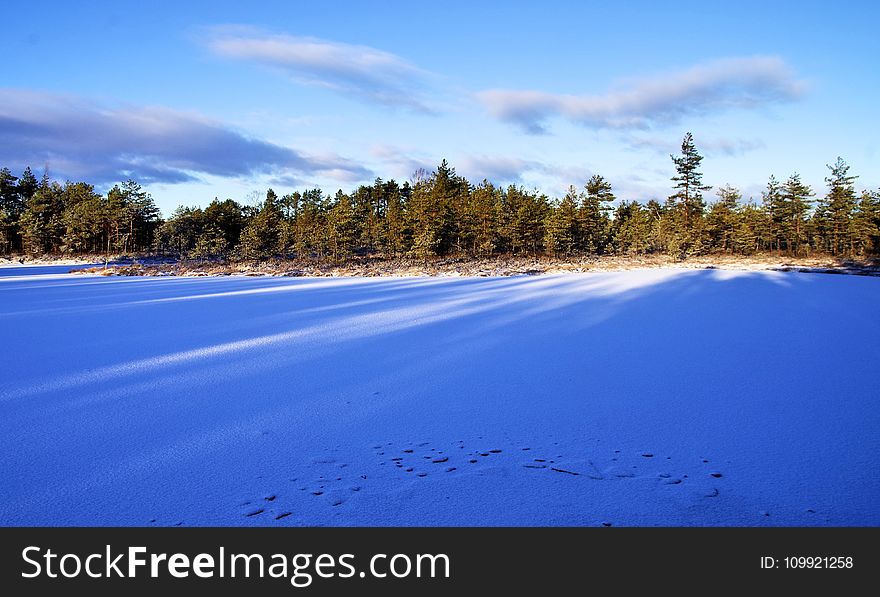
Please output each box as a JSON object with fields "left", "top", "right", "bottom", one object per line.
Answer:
{"left": 382, "top": 180, "right": 409, "bottom": 257}
{"left": 705, "top": 185, "right": 741, "bottom": 253}
{"left": 352, "top": 184, "right": 376, "bottom": 252}
{"left": 581, "top": 175, "right": 614, "bottom": 253}
{"left": 852, "top": 190, "right": 880, "bottom": 256}
{"left": 292, "top": 188, "right": 326, "bottom": 258}
{"left": 500, "top": 186, "right": 548, "bottom": 256}
{"left": 407, "top": 160, "right": 462, "bottom": 259}
{"left": 17, "top": 167, "right": 39, "bottom": 204}
{"left": 198, "top": 199, "right": 244, "bottom": 258}
{"left": 817, "top": 157, "right": 858, "bottom": 256}
{"left": 19, "top": 178, "right": 64, "bottom": 254}
{"left": 643, "top": 199, "right": 664, "bottom": 253}
{"left": 459, "top": 180, "right": 499, "bottom": 257}
{"left": 762, "top": 175, "right": 788, "bottom": 255}
{"left": 612, "top": 201, "right": 652, "bottom": 254}
{"left": 326, "top": 190, "right": 357, "bottom": 262}
{"left": 781, "top": 173, "right": 813, "bottom": 256}
{"left": 239, "top": 189, "right": 282, "bottom": 260}
{"left": 118, "top": 180, "right": 161, "bottom": 253}
{"left": 156, "top": 207, "right": 203, "bottom": 257}
{"left": 0, "top": 168, "right": 20, "bottom": 253}
{"left": 669, "top": 132, "right": 711, "bottom": 255}
{"left": 544, "top": 188, "right": 580, "bottom": 257}
{"left": 734, "top": 202, "right": 772, "bottom": 254}
{"left": 60, "top": 182, "right": 104, "bottom": 253}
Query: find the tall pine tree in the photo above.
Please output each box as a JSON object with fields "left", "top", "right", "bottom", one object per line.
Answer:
{"left": 781, "top": 173, "right": 813, "bottom": 256}
{"left": 817, "top": 157, "right": 858, "bottom": 256}
{"left": 581, "top": 175, "right": 614, "bottom": 254}
{"left": 670, "top": 132, "right": 711, "bottom": 230}
{"left": 669, "top": 133, "right": 711, "bottom": 257}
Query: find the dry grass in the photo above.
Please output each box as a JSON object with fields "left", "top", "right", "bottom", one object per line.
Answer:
{"left": 70, "top": 254, "right": 880, "bottom": 278}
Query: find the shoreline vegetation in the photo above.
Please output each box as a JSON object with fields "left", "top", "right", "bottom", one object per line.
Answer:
{"left": 2, "top": 134, "right": 878, "bottom": 272}
{"left": 3, "top": 253, "right": 878, "bottom": 278}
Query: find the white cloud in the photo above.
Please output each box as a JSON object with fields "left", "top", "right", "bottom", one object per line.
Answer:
{"left": 456, "top": 156, "right": 544, "bottom": 185}
{"left": 202, "top": 26, "right": 434, "bottom": 112}
{"left": 625, "top": 135, "right": 766, "bottom": 157}
{"left": 0, "top": 89, "right": 371, "bottom": 185}
{"left": 477, "top": 56, "right": 805, "bottom": 133}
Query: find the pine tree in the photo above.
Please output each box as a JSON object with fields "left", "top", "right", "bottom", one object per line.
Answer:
{"left": 294, "top": 188, "right": 326, "bottom": 258}
{"left": 612, "top": 201, "right": 652, "bottom": 254}
{"left": 407, "top": 160, "right": 462, "bottom": 259}
{"left": 352, "top": 184, "right": 376, "bottom": 252}
{"left": 157, "top": 206, "right": 204, "bottom": 257}
{"left": 60, "top": 182, "right": 103, "bottom": 253}
{"left": 705, "top": 185, "right": 741, "bottom": 253}
{"left": 119, "top": 180, "right": 160, "bottom": 253}
{"left": 581, "top": 175, "right": 614, "bottom": 253}
{"left": 544, "top": 188, "right": 579, "bottom": 257}
{"left": 467, "top": 180, "right": 500, "bottom": 257}
{"left": 733, "top": 202, "right": 772, "bottom": 254}
{"left": 19, "top": 178, "right": 64, "bottom": 255}
{"left": 326, "top": 190, "right": 357, "bottom": 262}
{"left": 239, "top": 189, "right": 282, "bottom": 260}
{"left": 852, "top": 190, "right": 879, "bottom": 256}
{"left": 17, "top": 167, "right": 39, "bottom": 203}
{"left": 670, "top": 133, "right": 711, "bottom": 227}
{"left": 500, "top": 186, "right": 548, "bottom": 256}
{"left": 0, "top": 168, "right": 20, "bottom": 253}
{"left": 781, "top": 173, "right": 814, "bottom": 256}
{"left": 201, "top": 199, "right": 244, "bottom": 257}
{"left": 818, "top": 157, "right": 858, "bottom": 256}
{"left": 383, "top": 181, "right": 409, "bottom": 257}
{"left": 762, "top": 175, "right": 788, "bottom": 255}
{"left": 408, "top": 177, "right": 443, "bottom": 260}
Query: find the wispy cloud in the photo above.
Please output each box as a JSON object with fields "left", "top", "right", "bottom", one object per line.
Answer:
{"left": 201, "top": 26, "right": 434, "bottom": 112}
{"left": 370, "top": 145, "right": 606, "bottom": 193}
{"left": 477, "top": 56, "right": 805, "bottom": 134}
{"left": 457, "top": 155, "right": 546, "bottom": 186}
{"left": 368, "top": 144, "right": 436, "bottom": 182}
{"left": 624, "top": 134, "right": 766, "bottom": 157}
{"left": 0, "top": 89, "right": 371, "bottom": 185}
{"left": 370, "top": 146, "right": 554, "bottom": 187}
{"left": 702, "top": 138, "right": 767, "bottom": 157}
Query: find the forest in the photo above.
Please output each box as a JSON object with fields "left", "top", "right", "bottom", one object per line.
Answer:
{"left": 1, "top": 134, "right": 878, "bottom": 262}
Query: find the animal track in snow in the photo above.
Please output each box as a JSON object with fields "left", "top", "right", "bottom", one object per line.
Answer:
{"left": 236, "top": 440, "right": 730, "bottom": 524}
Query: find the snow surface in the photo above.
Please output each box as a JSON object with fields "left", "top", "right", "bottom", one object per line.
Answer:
{"left": 1, "top": 267, "right": 878, "bottom": 526}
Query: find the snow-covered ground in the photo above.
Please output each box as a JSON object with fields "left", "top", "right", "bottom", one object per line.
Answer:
{"left": 1, "top": 266, "right": 877, "bottom": 526}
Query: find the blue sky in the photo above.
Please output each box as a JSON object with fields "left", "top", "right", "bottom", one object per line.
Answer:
{"left": 1, "top": 0, "right": 877, "bottom": 215}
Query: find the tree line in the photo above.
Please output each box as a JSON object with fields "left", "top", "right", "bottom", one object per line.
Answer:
{"left": 1, "top": 133, "right": 878, "bottom": 261}
{"left": 0, "top": 168, "right": 160, "bottom": 256}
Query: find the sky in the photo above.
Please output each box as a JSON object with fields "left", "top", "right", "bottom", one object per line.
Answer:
{"left": 1, "top": 0, "right": 878, "bottom": 216}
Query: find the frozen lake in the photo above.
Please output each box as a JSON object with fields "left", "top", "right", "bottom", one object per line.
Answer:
{"left": 1, "top": 266, "right": 878, "bottom": 526}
